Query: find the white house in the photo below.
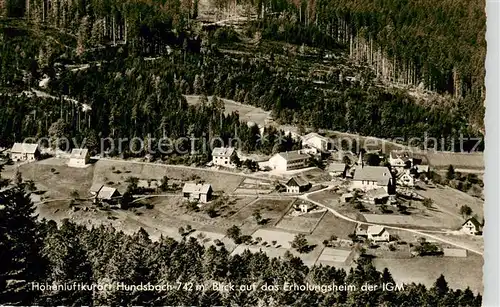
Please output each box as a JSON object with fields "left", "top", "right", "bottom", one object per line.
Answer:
{"left": 461, "top": 217, "right": 482, "bottom": 235}
{"left": 389, "top": 151, "right": 423, "bottom": 169}
{"left": 182, "top": 183, "right": 213, "bottom": 203}
{"left": 367, "top": 225, "right": 390, "bottom": 242}
{"left": 93, "top": 186, "right": 121, "bottom": 205}
{"left": 396, "top": 170, "right": 415, "bottom": 187}
{"left": 285, "top": 176, "right": 311, "bottom": 194}
{"left": 352, "top": 165, "right": 394, "bottom": 193}
{"left": 10, "top": 143, "right": 40, "bottom": 161}
{"left": 268, "top": 151, "right": 309, "bottom": 172}
{"left": 68, "top": 148, "right": 90, "bottom": 167}
{"left": 301, "top": 133, "right": 332, "bottom": 152}
{"left": 212, "top": 147, "right": 237, "bottom": 167}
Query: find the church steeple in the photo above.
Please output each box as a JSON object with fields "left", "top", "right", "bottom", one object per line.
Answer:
{"left": 358, "top": 152, "right": 363, "bottom": 168}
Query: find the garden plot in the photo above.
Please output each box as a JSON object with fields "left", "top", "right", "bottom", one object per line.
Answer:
{"left": 251, "top": 229, "right": 296, "bottom": 249}
{"left": 317, "top": 248, "right": 352, "bottom": 265}
{"left": 312, "top": 212, "right": 357, "bottom": 240}
{"left": 276, "top": 210, "right": 326, "bottom": 233}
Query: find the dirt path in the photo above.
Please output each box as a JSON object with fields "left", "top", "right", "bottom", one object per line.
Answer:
{"left": 301, "top": 187, "right": 483, "bottom": 255}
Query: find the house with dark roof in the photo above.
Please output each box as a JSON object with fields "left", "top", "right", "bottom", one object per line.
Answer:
{"left": 268, "top": 151, "right": 309, "bottom": 172}
{"left": 389, "top": 151, "right": 423, "bottom": 169}
{"left": 352, "top": 165, "right": 394, "bottom": 193}
{"left": 285, "top": 176, "right": 311, "bottom": 194}
{"left": 68, "top": 148, "right": 90, "bottom": 167}
{"left": 182, "top": 183, "right": 213, "bottom": 203}
{"left": 212, "top": 147, "right": 237, "bottom": 167}
{"left": 461, "top": 217, "right": 483, "bottom": 235}
{"left": 10, "top": 143, "right": 40, "bottom": 161}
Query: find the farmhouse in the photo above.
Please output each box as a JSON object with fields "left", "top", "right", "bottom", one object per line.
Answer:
{"left": 94, "top": 186, "right": 121, "bottom": 205}
{"left": 212, "top": 147, "right": 237, "bottom": 167}
{"left": 10, "top": 143, "right": 40, "bottom": 162}
{"left": 396, "top": 170, "right": 415, "bottom": 187}
{"left": 352, "top": 165, "right": 394, "bottom": 193}
{"left": 68, "top": 148, "right": 90, "bottom": 167}
{"left": 328, "top": 163, "right": 347, "bottom": 178}
{"left": 365, "top": 188, "right": 390, "bottom": 205}
{"left": 301, "top": 133, "right": 332, "bottom": 152}
{"left": 285, "top": 176, "right": 311, "bottom": 194}
{"left": 367, "top": 225, "right": 390, "bottom": 242}
{"left": 389, "top": 151, "right": 423, "bottom": 169}
{"left": 268, "top": 151, "right": 309, "bottom": 172}
{"left": 461, "top": 217, "right": 483, "bottom": 235}
{"left": 182, "top": 183, "right": 213, "bottom": 203}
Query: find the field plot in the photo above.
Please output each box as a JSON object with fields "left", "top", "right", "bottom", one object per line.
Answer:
{"left": 426, "top": 152, "right": 484, "bottom": 170}
{"left": 19, "top": 158, "right": 94, "bottom": 198}
{"left": 184, "top": 95, "right": 272, "bottom": 127}
{"left": 373, "top": 254, "right": 483, "bottom": 294}
{"left": 362, "top": 214, "right": 446, "bottom": 229}
{"left": 276, "top": 210, "right": 325, "bottom": 233}
{"left": 417, "top": 186, "right": 483, "bottom": 228}
{"left": 317, "top": 248, "right": 352, "bottom": 265}
{"left": 312, "top": 212, "right": 357, "bottom": 240}
{"left": 150, "top": 195, "right": 256, "bottom": 230}
{"left": 230, "top": 198, "right": 293, "bottom": 232}
{"left": 251, "top": 229, "right": 296, "bottom": 249}
{"left": 93, "top": 159, "right": 244, "bottom": 193}
{"left": 233, "top": 177, "right": 274, "bottom": 195}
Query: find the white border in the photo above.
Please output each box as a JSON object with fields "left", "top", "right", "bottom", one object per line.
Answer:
{"left": 484, "top": 1, "right": 500, "bottom": 306}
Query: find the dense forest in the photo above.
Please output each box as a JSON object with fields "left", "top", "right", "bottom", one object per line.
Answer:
{"left": 0, "top": 0, "right": 485, "bottom": 154}
{"left": 0, "top": 171, "right": 483, "bottom": 305}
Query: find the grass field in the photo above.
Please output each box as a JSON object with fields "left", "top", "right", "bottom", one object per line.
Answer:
{"left": 312, "top": 212, "right": 357, "bottom": 240}
{"left": 231, "top": 198, "right": 293, "bottom": 233}
{"left": 426, "top": 152, "right": 484, "bottom": 170}
{"left": 373, "top": 254, "right": 483, "bottom": 294}
{"left": 275, "top": 209, "right": 326, "bottom": 233}
{"left": 18, "top": 158, "right": 94, "bottom": 198}
{"left": 93, "top": 159, "right": 245, "bottom": 194}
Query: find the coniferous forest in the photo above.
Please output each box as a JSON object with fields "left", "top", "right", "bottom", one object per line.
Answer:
{"left": 0, "top": 0, "right": 485, "bottom": 154}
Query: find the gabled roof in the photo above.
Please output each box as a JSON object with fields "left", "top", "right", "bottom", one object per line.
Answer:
{"left": 367, "top": 225, "right": 387, "bottom": 236}
{"left": 70, "top": 148, "right": 89, "bottom": 159}
{"left": 389, "top": 151, "right": 413, "bottom": 162}
{"left": 275, "top": 151, "right": 309, "bottom": 162}
{"left": 90, "top": 183, "right": 104, "bottom": 193}
{"left": 286, "top": 176, "right": 310, "bottom": 187}
{"left": 365, "top": 188, "right": 390, "bottom": 199}
{"left": 11, "top": 143, "right": 39, "bottom": 154}
{"left": 212, "top": 147, "right": 235, "bottom": 157}
{"left": 182, "top": 183, "right": 212, "bottom": 194}
{"left": 353, "top": 166, "right": 392, "bottom": 186}
{"left": 462, "top": 217, "right": 482, "bottom": 229}
{"left": 301, "top": 132, "right": 330, "bottom": 142}
{"left": 328, "top": 163, "right": 347, "bottom": 172}
{"left": 97, "top": 186, "right": 120, "bottom": 200}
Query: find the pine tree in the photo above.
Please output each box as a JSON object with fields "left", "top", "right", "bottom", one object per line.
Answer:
{"left": 0, "top": 186, "right": 47, "bottom": 305}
